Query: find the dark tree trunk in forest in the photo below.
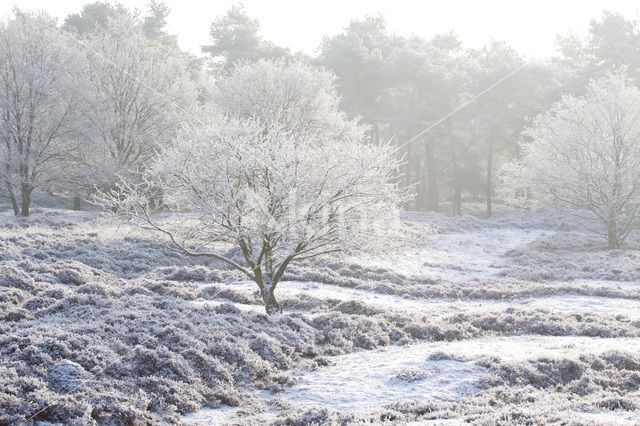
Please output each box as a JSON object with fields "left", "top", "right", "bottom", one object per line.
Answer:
{"left": 73, "top": 196, "right": 82, "bottom": 211}
{"left": 405, "top": 140, "right": 412, "bottom": 191}
{"left": 8, "top": 188, "right": 19, "bottom": 216}
{"left": 486, "top": 139, "right": 493, "bottom": 218}
{"left": 453, "top": 188, "right": 461, "bottom": 216}
{"left": 20, "top": 184, "right": 32, "bottom": 217}
{"left": 425, "top": 137, "right": 439, "bottom": 212}
{"left": 371, "top": 121, "right": 380, "bottom": 144}
{"left": 447, "top": 120, "right": 461, "bottom": 216}
{"left": 414, "top": 146, "right": 425, "bottom": 210}
{"left": 607, "top": 218, "right": 619, "bottom": 250}
{"left": 405, "top": 141, "right": 412, "bottom": 205}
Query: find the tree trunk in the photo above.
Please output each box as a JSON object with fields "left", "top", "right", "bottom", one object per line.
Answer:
{"left": 405, "top": 141, "right": 414, "bottom": 207}
{"left": 8, "top": 189, "right": 19, "bottom": 216}
{"left": 20, "top": 185, "right": 32, "bottom": 217}
{"left": 257, "top": 252, "right": 282, "bottom": 315}
{"left": 260, "top": 287, "right": 281, "bottom": 315}
{"left": 453, "top": 188, "right": 461, "bottom": 216}
{"left": 414, "top": 148, "right": 424, "bottom": 210}
{"left": 73, "top": 196, "right": 82, "bottom": 211}
{"left": 371, "top": 121, "right": 379, "bottom": 144}
{"left": 425, "top": 137, "right": 439, "bottom": 212}
{"left": 607, "top": 219, "right": 619, "bottom": 250}
{"left": 486, "top": 139, "right": 493, "bottom": 218}
{"left": 5, "top": 181, "right": 19, "bottom": 215}
{"left": 447, "top": 119, "right": 461, "bottom": 216}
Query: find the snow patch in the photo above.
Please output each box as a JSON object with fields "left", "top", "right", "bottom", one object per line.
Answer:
{"left": 279, "top": 335, "right": 640, "bottom": 412}
{"left": 524, "top": 295, "right": 640, "bottom": 320}
{"left": 181, "top": 406, "right": 242, "bottom": 425}
{"left": 357, "top": 228, "right": 548, "bottom": 283}
{"left": 187, "top": 334, "right": 640, "bottom": 422}
{"left": 283, "top": 355, "right": 483, "bottom": 412}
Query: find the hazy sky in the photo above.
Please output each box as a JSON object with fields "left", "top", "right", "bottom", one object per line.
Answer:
{"left": 3, "top": 1, "right": 640, "bottom": 59}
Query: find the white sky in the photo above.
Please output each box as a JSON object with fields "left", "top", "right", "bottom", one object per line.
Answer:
{"left": 3, "top": 1, "right": 640, "bottom": 59}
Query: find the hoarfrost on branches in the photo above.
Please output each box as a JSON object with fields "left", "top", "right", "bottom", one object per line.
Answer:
{"left": 102, "top": 60, "right": 410, "bottom": 314}
{"left": 76, "top": 13, "right": 200, "bottom": 192}
{"left": 500, "top": 73, "right": 640, "bottom": 249}
{"left": 0, "top": 11, "right": 84, "bottom": 217}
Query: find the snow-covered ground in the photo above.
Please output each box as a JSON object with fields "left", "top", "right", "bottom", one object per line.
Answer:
{"left": 201, "top": 278, "right": 640, "bottom": 320}
{"left": 2, "top": 207, "right": 639, "bottom": 424}
{"left": 206, "top": 279, "right": 511, "bottom": 316}
{"left": 525, "top": 294, "right": 640, "bottom": 319}
{"left": 357, "top": 227, "right": 550, "bottom": 283}
{"left": 181, "top": 211, "right": 640, "bottom": 425}
{"left": 186, "top": 335, "right": 640, "bottom": 423}
{"left": 281, "top": 335, "right": 640, "bottom": 411}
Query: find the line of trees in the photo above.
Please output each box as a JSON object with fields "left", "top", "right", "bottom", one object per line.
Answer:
{"left": 1, "top": 3, "right": 639, "bottom": 250}
{"left": 312, "top": 12, "right": 640, "bottom": 217}
{"left": 198, "top": 5, "right": 640, "bottom": 250}
{"left": 0, "top": 4, "right": 202, "bottom": 216}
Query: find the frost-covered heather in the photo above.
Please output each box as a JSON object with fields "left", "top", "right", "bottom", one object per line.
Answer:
{"left": 1, "top": 275, "right": 408, "bottom": 423}
{"left": 1, "top": 207, "right": 639, "bottom": 424}
{"left": 4, "top": 267, "right": 637, "bottom": 423}
{"left": 503, "top": 230, "right": 640, "bottom": 282}
{"left": 212, "top": 351, "right": 640, "bottom": 425}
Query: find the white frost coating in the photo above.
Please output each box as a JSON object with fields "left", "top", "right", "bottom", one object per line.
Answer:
{"left": 282, "top": 335, "right": 640, "bottom": 412}
{"left": 185, "top": 335, "right": 640, "bottom": 422}
{"left": 423, "top": 335, "right": 640, "bottom": 360}
{"left": 0, "top": 13, "right": 83, "bottom": 215}
{"left": 525, "top": 295, "right": 640, "bottom": 320}
{"left": 101, "top": 60, "right": 409, "bottom": 313}
{"left": 562, "top": 410, "right": 640, "bottom": 425}
{"left": 78, "top": 13, "right": 200, "bottom": 193}
{"left": 357, "top": 228, "right": 549, "bottom": 283}
{"left": 182, "top": 406, "right": 245, "bottom": 425}
{"left": 220, "top": 279, "right": 508, "bottom": 315}
{"left": 283, "top": 355, "right": 483, "bottom": 411}
{"left": 500, "top": 74, "right": 640, "bottom": 249}
{"left": 569, "top": 279, "right": 640, "bottom": 292}
{"left": 190, "top": 299, "right": 265, "bottom": 314}
{"left": 217, "top": 280, "right": 640, "bottom": 320}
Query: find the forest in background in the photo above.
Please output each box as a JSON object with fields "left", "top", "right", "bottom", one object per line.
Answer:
{"left": 1, "top": 1, "right": 640, "bottom": 218}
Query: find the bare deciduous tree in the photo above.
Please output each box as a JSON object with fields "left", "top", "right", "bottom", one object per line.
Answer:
{"left": 102, "top": 61, "right": 408, "bottom": 314}
{"left": 78, "top": 14, "right": 199, "bottom": 192}
{"left": 501, "top": 74, "right": 640, "bottom": 248}
{"left": 0, "top": 11, "right": 82, "bottom": 216}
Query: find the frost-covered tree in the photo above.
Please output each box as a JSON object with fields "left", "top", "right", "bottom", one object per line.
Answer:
{"left": 213, "top": 59, "right": 362, "bottom": 139}
{"left": 501, "top": 74, "right": 640, "bottom": 249}
{"left": 0, "top": 11, "right": 82, "bottom": 216}
{"left": 104, "top": 61, "right": 408, "bottom": 314}
{"left": 76, "top": 13, "right": 199, "bottom": 192}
